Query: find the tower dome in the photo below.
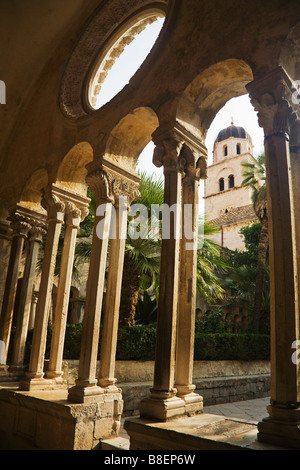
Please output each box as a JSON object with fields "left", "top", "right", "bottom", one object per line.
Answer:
{"left": 214, "top": 123, "right": 252, "bottom": 145}
{"left": 214, "top": 122, "right": 253, "bottom": 147}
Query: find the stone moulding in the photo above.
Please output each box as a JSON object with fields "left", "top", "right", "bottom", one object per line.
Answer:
{"left": 59, "top": 0, "right": 169, "bottom": 120}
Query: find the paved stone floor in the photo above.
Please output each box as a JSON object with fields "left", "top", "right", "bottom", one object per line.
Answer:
{"left": 120, "top": 397, "right": 270, "bottom": 440}
{"left": 204, "top": 396, "right": 270, "bottom": 423}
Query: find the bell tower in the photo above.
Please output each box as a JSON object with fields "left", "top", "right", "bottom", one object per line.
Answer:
{"left": 204, "top": 123, "right": 258, "bottom": 250}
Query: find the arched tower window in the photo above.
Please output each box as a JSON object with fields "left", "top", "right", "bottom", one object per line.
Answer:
{"left": 219, "top": 177, "right": 225, "bottom": 191}
{"left": 236, "top": 143, "right": 241, "bottom": 155}
{"left": 228, "top": 174, "right": 235, "bottom": 188}
{"left": 224, "top": 145, "right": 228, "bottom": 157}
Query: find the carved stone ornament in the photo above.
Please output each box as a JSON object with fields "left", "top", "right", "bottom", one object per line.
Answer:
{"left": 86, "top": 169, "right": 114, "bottom": 204}
{"left": 8, "top": 215, "right": 31, "bottom": 238}
{"left": 41, "top": 188, "right": 65, "bottom": 216}
{"left": 153, "top": 137, "right": 184, "bottom": 172}
{"left": 28, "top": 222, "right": 47, "bottom": 242}
{"left": 86, "top": 167, "right": 140, "bottom": 206}
{"left": 178, "top": 144, "right": 208, "bottom": 185}
{"left": 58, "top": 0, "right": 168, "bottom": 118}
{"left": 247, "top": 67, "right": 299, "bottom": 139}
{"left": 110, "top": 175, "right": 141, "bottom": 206}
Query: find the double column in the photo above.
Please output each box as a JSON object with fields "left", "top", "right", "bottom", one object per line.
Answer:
{"left": 247, "top": 66, "right": 300, "bottom": 448}
{"left": 140, "top": 124, "right": 207, "bottom": 421}
{"left": 19, "top": 185, "right": 89, "bottom": 390}
{"left": 0, "top": 210, "right": 31, "bottom": 368}
{"left": 68, "top": 160, "right": 140, "bottom": 403}
{"left": 9, "top": 220, "right": 46, "bottom": 375}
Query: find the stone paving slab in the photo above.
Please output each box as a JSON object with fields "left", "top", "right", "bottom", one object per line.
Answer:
{"left": 203, "top": 397, "right": 270, "bottom": 423}
{"left": 119, "top": 397, "right": 271, "bottom": 443}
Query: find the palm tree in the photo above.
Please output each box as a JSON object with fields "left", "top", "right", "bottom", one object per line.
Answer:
{"left": 74, "top": 172, "right": 163, "bottom": 326}
{"left": 241, "top": 153, "right": 268, "bottom": 332}
{"left": 196, "top": 218, "right": 229, "bottom": 304}
{"left": 74, "top": 173, "right": 228, "bottom": 325}
{"left": 119, "top": 171, "right": 163, "bottom": 325}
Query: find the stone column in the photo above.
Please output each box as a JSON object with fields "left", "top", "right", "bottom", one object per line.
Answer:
{"left": 140, "top": 127, "right": 186, "bottom": 421}
{"left": 19, "top": 189, "right": 65, "bottom": 390}
{"left": 46, "top": 201, "right": 86, "bottom": 383}
{"left": 0, "top": 220, "right": 12, "bottom": 315}
{"left": 98, "top": 183, "right": 139, "bottom": 390}
{"left": 0, "top": 211, "right": 30, "bottom": 366}
{"left": 247, "top": 66, "right": 300, "bottom": 448}
{"left": 68, "top": 167, "right": 114, "bottom": 403}
{"left": 290, "top": 119, "right": 300, "bottom": 330}
{"left": 175, "top": 144, "right": 207, "bottom": 415}
{"left": 28, "top": 291, "right": 38, "bottom": 330}
{"left": 9, "top": 222, "right": 46, "bottom": 375}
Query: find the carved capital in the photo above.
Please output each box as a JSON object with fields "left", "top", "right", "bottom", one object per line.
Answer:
{"left": 152, "top": 123, "right": 208, "bottom": 178}
{"left": 153, "top": 137, "right": 184, "bottom": 173}
{"left": 109, "top": 174, "right": 140, "bottom": 207}
{"left": 86, "top": 169, "right": 114, "bottom": 204}
{"left": 41, "top": 188, "right": 65, "bottom": 220}
{"left": 247, "top": 67, "right": 299, "bottom": 139}
{"left": 64, "top": 201, "right": 82, "bottom": 228}
{"left": 86, "top": 164, "right": 140, "bottom": 207}
{"left": 28, "top": 222, "right": 47, "bottom": 242}
{"left": 178, "top": 144, "right": 208, "bottom": 186}
{"left": 7, "top": 208, "right": 31, "bottom": 238}
{"left": 9, "top": 216, "right": 31, "bottom": 238}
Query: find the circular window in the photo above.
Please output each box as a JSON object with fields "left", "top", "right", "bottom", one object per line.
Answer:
{"left": 88, "top": 13, "right": 165, "bottom": 109}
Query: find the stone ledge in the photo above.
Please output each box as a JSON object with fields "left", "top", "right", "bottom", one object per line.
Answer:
{"left": 120, "top": 374, "right": 270, "bottom": 415}
{"left": 0, "top": 388, "right": 122, "bottom": 450}
{"left": 124, "top": 414, "right": 290, "bottom": 450}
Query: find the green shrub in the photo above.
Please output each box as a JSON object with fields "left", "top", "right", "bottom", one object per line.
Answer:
{"left": 63, "top": 323, "right": 83, "bottom": 359}
{"left": 17, "top": 323, "right": 269, "bottom": 364}
{"left": 194, "top": 333, "right": 270, "bottom": 361}
{"left": 116, "top": 324, "right": 156, "bottom": 360}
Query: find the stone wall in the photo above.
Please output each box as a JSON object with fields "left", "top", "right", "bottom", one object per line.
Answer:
{"left": 55, "top": 360, "right": 270, "bottom": 414}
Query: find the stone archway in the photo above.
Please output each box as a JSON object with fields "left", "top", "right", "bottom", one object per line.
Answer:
{"left": 176, "top": 58, "right": 254, "bottom": 141}
{"left": 56, "top": 142, "right": 93, "bottom": 197}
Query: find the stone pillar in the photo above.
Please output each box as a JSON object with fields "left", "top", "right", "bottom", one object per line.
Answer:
{"left": 247, "top": 66, "right": 300, "bottom": 448}
{"left": 46, "top": 200, "right": 88, "bottom": 383}
{"left": 68, "top": 167, "right": 114, "bottom": 403}
{"left": 98, "top": 184, "right": 139, "bottom": 390}
{"left": 0, "top": 211, "right": 30, "bottom": 366}
{"left": 19, "top": 188, "right": 65, "bottom": 390}
{"left": 28, "top": 291, "right": 38, "bottom": 330}
{"left": 290, "top": 119, "right": 300, "bottom": 330}
{"left": 0, "top": 220, "right": 12, "bottom": 315}
{"left": 140, "top": 127, "right": 186, "bottom": 421}
{"left": 175, "top": 143, "right": 207, "bottom": 415}
{"left": 9, "top": 222, "right": 46, "bottom": 375}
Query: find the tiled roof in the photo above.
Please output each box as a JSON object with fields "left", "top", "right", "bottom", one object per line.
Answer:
{"left": 208, "top": 204, "right": 258, "bottom": 227}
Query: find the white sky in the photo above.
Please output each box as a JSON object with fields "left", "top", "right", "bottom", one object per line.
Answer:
{"left": 94, "top": 18, "right": 265, "bottom": 214}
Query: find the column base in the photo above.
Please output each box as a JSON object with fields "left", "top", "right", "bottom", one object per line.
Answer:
{"left": 0, "top": 364, "right": 9, "bottom": 375}
{"left": 179, "top": 392, "right": 203, "bottom": 417}
{"left": 140, "top": 391, "right": 186, "bottom": 422}
{"left": 19, "top": 374, "right": 66, "bottom": 391}
{"left": 68, "top": 380, "right": 105, "bottom": 404}
{"left": 0, "top": 364, "right": 21, "bottom": 383}
{"left": 257, "top": 403, "right": 300, "bottom": 449}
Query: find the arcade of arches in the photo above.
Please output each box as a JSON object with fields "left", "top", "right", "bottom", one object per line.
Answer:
{"left": 0, "top": 0, "right": 300, "bottom": 450}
